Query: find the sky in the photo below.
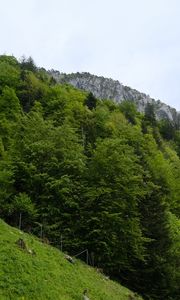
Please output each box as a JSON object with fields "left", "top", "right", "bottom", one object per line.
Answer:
{"left": 0, "top": 0, "right": 180, "bottom": 111}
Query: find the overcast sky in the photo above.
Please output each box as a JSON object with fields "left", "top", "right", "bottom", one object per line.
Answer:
{"left": 1, "top": 0, "right": 180, "bottom": 110}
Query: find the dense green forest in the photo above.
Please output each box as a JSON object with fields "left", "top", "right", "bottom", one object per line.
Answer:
{"left": 0, "top": 55, "right": 179, "bottom": 300}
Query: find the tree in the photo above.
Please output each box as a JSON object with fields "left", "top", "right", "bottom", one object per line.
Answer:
{"left": 119, "top": 100, "right": 138, "bottom": 124}
{"left": 0, "top": 61, "right": 20, "bottom": 91}
{"left": 159, "top": 119, "right": 176, "bottom": 140}
{"left": 0, "top": 158, "right": 14, "bottom": 218}
{"left": 7, "top": 193, "right": 37, "bottom": 229}
{"left": 0, "top": 87, "right": 21, "bottom": 120}
{"left": 174, "top": 130, "right": 180, "bottom": 157}
{"left": 134, "top": 134, "right": 179, "bottom": 299}
{"left": 20, "top": 56, "right": 37, "bottom": 72}
{"left": 142, "top": 102, "right": 157, "bottom": 133}
{"left": 10, "top": 109, "right": 86, "bottom": 241}
{"left": 84, "top": 92, "right": 97, "bottom": 110}
{"left": 17, "top": 71, "right": 47, "bottom": 111}
{"left": 80, "top": 138, "right": 146, "bottom": 278}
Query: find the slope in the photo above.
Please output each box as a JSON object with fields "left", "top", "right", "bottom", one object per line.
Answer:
{"left": 0, "top": 219, "right": 142, "bottom": 300}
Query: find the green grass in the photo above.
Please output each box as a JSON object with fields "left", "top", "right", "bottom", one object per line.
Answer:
{"left": 0, "top": 219, "right": 143, "bottom": 300}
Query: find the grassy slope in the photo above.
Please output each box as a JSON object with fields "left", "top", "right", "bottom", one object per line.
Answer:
{"left": 0, "top": 219, "right": 143, "bottom": 300}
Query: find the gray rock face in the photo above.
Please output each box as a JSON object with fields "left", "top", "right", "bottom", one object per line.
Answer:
{"left": 49, "top": 70, "right": 180, "bottom": 127}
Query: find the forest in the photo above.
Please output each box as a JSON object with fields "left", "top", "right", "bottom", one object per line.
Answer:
{"left": 0, "top": 55, "right": 179, "bottom": 300}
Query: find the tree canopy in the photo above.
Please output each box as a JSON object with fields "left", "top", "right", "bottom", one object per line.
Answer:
{"left": 0, "top": 55, "right": 179, "bottom": 300}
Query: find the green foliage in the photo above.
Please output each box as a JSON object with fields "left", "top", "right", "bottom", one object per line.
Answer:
{"left": 84, "top": 92, "right": 97, "bottom": 110}
{"left": 0, "top": 159, "right": 14, "bottom": 217}
{"left": 17, "top": 71, "right": 48, "bottom": 111}
{"left": 9, "top": 193, "right": 37, "bottom": 225}
{"left": 0, "top": 60, "right": 20, "bottom": 91}
{"left": 82, "top": 138, "right": 146, "bottom": 275}
{"left": 0, "top": 55, "right": 19, "bottom": 67}
{"left": 119, "top": 100, "right": 138, "bottom": 124}
{"left": 20, "top": 56, "right": 37, "bottom": 73}
{"left": 144, "top": 103, "right": 156, "bottom": 125}
{"left": 0, "top": 55, "right": 179, "bottom": 300}
{"left": 142, "top": 102, "right": 157, "bottom": 133}
{"left": 174, "top": 130, "right": 180, "bottom": 156}
{"left": 0, "top": 86, "right": 22, "bottom": 120}
{"left": 159, "top": 119, "right": 176, "bottom": 140}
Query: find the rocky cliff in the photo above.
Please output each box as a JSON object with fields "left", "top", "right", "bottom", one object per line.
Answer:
{"left": 49, "top": 70, "right": 180, "bottom": 127}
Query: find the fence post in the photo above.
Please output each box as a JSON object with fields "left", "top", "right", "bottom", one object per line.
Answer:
{"left": 60, "top": 235, "right": 63, "bottom": 252}
{"left": 86, "top": 249, "right": 89, "bottom": 265}
{"left": 19, "top": 212, "right": 22, "bottom": 230}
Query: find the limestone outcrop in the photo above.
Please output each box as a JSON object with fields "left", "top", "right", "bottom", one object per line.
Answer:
{"left": 49, "top": 70, "right": 180, "bottom": 127}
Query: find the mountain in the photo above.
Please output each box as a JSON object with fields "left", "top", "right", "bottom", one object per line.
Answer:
{"left": 0, "top": 218, "right": 142, "bottom": 300}
{"left": 49, "top": 70, "right": 180, "bottom": 127}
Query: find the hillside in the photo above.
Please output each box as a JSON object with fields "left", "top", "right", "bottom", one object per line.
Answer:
{"left": 49, "top": 71, "right": 180, "bottom": 127}
{"left": 0, "top": 55, "right": 180, "bottom": 300}
{"left": 0, "top": 219, "right": 142, "bottom": 300}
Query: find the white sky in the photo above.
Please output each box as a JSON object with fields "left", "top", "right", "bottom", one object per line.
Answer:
{"left": 1, "top": 0, "right": 180, "bottom": 110}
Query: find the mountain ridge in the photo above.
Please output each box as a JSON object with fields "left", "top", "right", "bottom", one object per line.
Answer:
{"left": 49, "top": 70, "right": 180, "bottom": 127}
